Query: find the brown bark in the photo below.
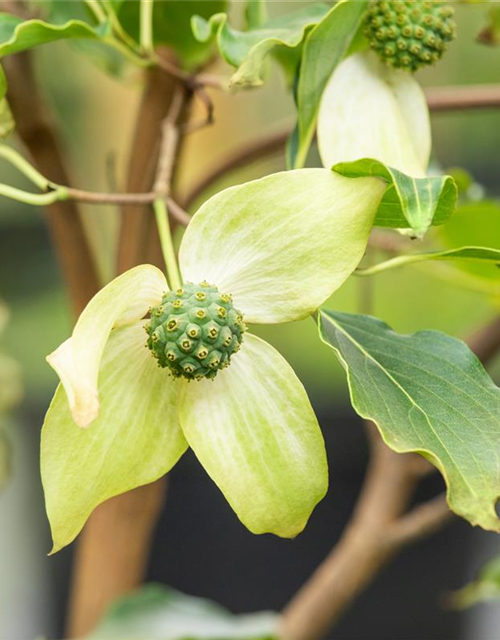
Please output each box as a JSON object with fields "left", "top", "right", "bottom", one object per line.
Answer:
{"left": 65, "top": 480, "right": 167, "bottom": 637}
{"left": 66, "top": 66, "right": 192, "bottom": 638}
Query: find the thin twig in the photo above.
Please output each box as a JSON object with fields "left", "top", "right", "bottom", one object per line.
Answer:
{"left": 64, "top": 188, "right": 191, "bottom": 226}
{"left": 183, "top": 83, "right": 500, "bottom": 209}
{"left": 153, "top": 88, "right": 184, "bottom": 195}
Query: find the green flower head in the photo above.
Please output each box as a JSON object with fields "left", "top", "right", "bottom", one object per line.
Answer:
{"left": 41, "top": 169, "right": 385, "bottom": 552}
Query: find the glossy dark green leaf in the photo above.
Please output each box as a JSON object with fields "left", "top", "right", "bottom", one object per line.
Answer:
{"left": 292, "top": 0, "right": 368, "bottom": 168}
{"left": 333, "top": 159, "right": 457, "bottom": 237}
{"left": 192, "top": 3, "right": 329, "bottom": 87}
{"left": 319, "top": 309, "right": 500, "bottom": 532}
{"left": 81, "top": 583, "right": 278, "bottom": 640}
{"left": 356, "top": 246, "right": 500, "bottom": 277}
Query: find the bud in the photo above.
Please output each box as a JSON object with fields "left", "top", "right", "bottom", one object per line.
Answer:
{"left": 146, "top": 282, "right": 245, "bottom": 380}
{"left": 364, "top": 0, "right": 457, "bottom": 72}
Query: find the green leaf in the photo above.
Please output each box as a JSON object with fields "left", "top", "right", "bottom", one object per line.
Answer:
{"left": 42, "top": 323, "right": 187, "bottom": 553}
{"left": 438, "top": 200, "right": 500, "bottom": 282}
{"left": 355, "top": 246, "right": 500, "bottom": 277}
{"left": 292, "top": 0, "right": 369, "bottom": 168}
{"left": 192, "top": 3, "right": 329, "bottom": 87}
{"left": 117, "top": 0, "right": 227, "bottom": 69}
{"left": 333, "top": 159, "right": 457, "bottom": 238}
{"left": 82, "top": 583, "right": 278, "bottom": 639}
{"left": 0, "top": 11, "right": 108, "bottom": 98}
{"left": 0, "top": 12, "right": 108, "bottom": 58}
{"left": 450, "top": 555, "right": 500, "bottom": 609}
{"left": 319, "top": 310, "right": 500, "bottom": 532}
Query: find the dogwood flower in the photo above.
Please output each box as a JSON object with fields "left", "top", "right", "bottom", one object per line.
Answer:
{"left": 317, "top": 50, "right": 431, "bottom": 177}
{"left": 41, "top": 168, "right": 385, "bottom": 552}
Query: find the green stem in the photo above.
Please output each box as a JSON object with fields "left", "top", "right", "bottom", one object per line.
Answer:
{"left": 154, "top": 197, "right": 182, "bottom": 290}
{"left": 140, "top": 0, "right": 154, "bottom": 54}
{"left": 0, "top": 145, "right": 50, "bottom": 191}
{"left": 0, "top": 183, "right": 68, "bottom": 207}
{"left": 103, "top": 35, "right": 152, "bottom": 68}
{"left": 101, "top": 1, "right": 142, "bottom": 53}
{"left": 84, "top": 0, "right": 107, "bottom": 23}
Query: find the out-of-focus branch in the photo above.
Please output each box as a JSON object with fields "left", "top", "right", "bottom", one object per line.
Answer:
{"left": 116, "top": 64, "right": 180, "bottom": 273}
{"left": 426, "top": 84, "right": 500, "bottom": 112}
{"left": 3, "top": 52, "right": 100, "bottom": 316}
{"left": 67, "top": 63, "right": 192, "bottom": 638}
{"left": 280, "top": 310, "right": 500, "bottom": 640}
{"left": 182, "top": 125, "right": 290, "bottom": 210}
{"left": 184, "top": 84, "right": 500, "bottom": 211}
{"left": 280, "top": 427, "right": 425, "bottom": 640}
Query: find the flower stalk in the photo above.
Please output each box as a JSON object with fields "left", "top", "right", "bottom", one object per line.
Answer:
{"left": 153, "top": 197, "right": 182, "bottom": 290}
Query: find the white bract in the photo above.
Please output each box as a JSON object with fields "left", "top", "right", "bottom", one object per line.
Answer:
{"left": 317, "top": 50, "right": 431, "bottom": 177}
{"left": 41, "top": 168, "right": 385, "bottom": 552}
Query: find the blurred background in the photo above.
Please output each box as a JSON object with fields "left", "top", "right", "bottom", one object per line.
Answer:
{"left": 0, "top": 2, "right": 500, "bottom": 639}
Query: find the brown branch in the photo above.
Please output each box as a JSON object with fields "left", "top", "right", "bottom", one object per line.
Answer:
{"left": 183, "top": 83, "right": 500, "bottom": 210}
{"left": 66, "top": 67, "right": 192, "bottom": 638}
{"left": 387, "top": 494, "right": 452, "bottom": 547}
{"left": 60, "top": 189, "right": 191, "bottom": 226}
{"left": 182, "top": 125, "right": 290, "bottom": 210}
{"left": 3, "top": 52, "right": 100, "bottom": 316}
{"left": 116, "top": 61, "right": 183, "bottom": 273}
{"left": 280, "top": 311, "right": 500, "bottom": 640}
{"left": 425, "top": 84, "right": 500, "bottom": 112}
{"left": 280, "top": 427, "right": 424, "bottom": 640}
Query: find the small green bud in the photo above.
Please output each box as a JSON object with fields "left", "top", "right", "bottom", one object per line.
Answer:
{"left": 364, "top": 0, "right": 456, "bottom": 72}
{"left": 146, "top": 282, "right": 245, "bottom": 381}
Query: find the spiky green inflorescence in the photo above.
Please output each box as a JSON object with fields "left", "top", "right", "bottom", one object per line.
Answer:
{"left": 364, "top": 0, "right": 456, "bottom": 72}
{"left": 146, "top": 281, "right": 245, "bottom": 381}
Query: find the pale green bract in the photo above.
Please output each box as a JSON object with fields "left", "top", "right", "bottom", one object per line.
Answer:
{"left": 318, "top": 51, "right": 430, "bottom": 177}
{"left": 317, "top": 51, "right": 457, "bottom": 237}
{"left": 41, "top": 169, "right": 385, "bottom": 552}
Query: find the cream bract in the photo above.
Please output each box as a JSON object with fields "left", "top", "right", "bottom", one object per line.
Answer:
{"left": 317, "top": 51, "right": 431, "bottom": 177}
